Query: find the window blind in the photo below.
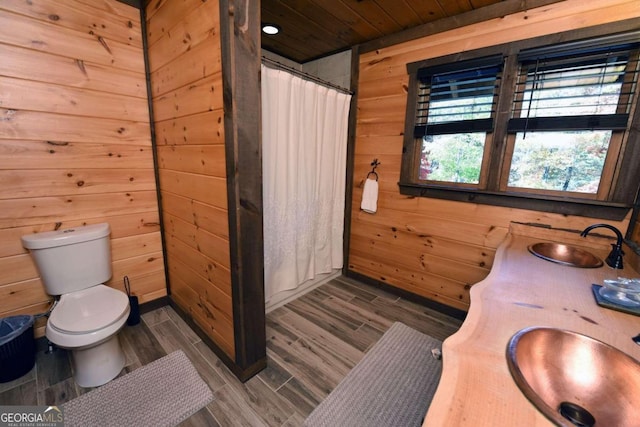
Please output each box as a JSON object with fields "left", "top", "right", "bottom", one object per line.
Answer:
{"left": 414, "top": 56, "right": 503, "bottom": 137}
{"left": 509, "top": 37, "right": 640, "bottom": 133}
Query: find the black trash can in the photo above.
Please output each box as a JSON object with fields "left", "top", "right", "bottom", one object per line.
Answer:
{"left": 0, "top": 315, "right": 36, "bottom": 383}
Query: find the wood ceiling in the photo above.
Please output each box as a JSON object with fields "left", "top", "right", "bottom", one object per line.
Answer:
{"left": 261, "top": 0, "right": 505, "bottom": 63}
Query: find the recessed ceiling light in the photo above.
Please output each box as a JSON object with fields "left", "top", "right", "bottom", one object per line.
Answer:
{"left": 262, "top": 24, "right": 280, "bottom": 35}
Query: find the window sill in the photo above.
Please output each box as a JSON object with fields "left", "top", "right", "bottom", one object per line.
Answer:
{"left": 398, "top": 182, "right": 631, "bottom": 220}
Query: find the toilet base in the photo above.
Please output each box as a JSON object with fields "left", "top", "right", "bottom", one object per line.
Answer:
{"left": 70, "top": 334, "right": 125, "bottom": 388}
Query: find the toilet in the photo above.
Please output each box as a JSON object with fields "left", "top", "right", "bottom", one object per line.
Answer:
{"left": 21, "top": 223, "right": 130, "bottom": 388}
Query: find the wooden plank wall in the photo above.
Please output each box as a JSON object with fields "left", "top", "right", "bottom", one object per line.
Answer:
{"left": 145, "top": 0, "right": 235, "bottom": 358}
{"left": 0, "top": 0, "right": 166, "bottom": 337}
{"left": 349, "top": 0, "right": 639, "bottom": 311}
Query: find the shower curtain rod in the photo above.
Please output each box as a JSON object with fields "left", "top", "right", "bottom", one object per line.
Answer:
{"left": 261, "top": 57, "right": 354, "bottom": 95}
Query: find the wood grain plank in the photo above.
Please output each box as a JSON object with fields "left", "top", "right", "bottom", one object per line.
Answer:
{"left": 73, "top": 0, "right": 140, "bottom": 21}
{"left": 157, "top": 144, "right": 227, "bottom": 177}
{"left": 275, "top": 375, "right": 322, "bottom": 419}
{"left": 0, "top": 380, "right": 38, "bottom": 405}
{"left": 151, "top": 319, "right": 227, "bottom": 391}
{"left": 146, "top": 0, "right": 219, "bottom": 73}
{"left": 151, "top": 74, "right": 223, "bottom": 122}
{"left": 150, "top": 37, "right": 222, "bottom": 97}
{"left": 170, "top": 278, "right": 234, "bottom": 357}
{"left": 1, "top": 0, "right": 143, "bottom": 47}
{"left": 340, "top": 0, "right": 404, "bottom": 35}
{"left": 348, "top": 255, "right": 470, "bottom": 310}
{"left": 0, "top": 140, "right": 154, "bottom": 170}
{"left": 154, "top": 110, "right": 225, "bottom": 146}
{"left": 0, "top": 108, "right": 152, "bottom": 145}
{"left": 119, "top": 321, "right": 167, "bottom": 365}
{"left": 0, "top": 278, "right": 49, "bottom": 311}
{"left": 111, "top": 270, "right": 166, "bottom": 304}
{"left": 110, "top": 232, "right": 163, "bottom": 261}
{"left": 332, "top": 275, "right": 400, "bottom": 301}
{"left": 347, "top": 293, "right": 461, "bottom": 340}
{"left": 0, "top": 254, "right": 38, "bottom": 286}
{"left": 0, "top": 76, "right": 150, "bottom": 122}
{"left": 355, "top": 119, "right": 405, "bottom": 138}
{"left": 164, "top": 232, "right": 232, "bottom": 294}
{"left": 0, "top": 169, "right": 156, "bottom": 200}
{"left": 146, "top": 0, "right": 218, "bottom": 46}
{"left": 354, "top": 135, "right": 404, "bottom": 154}
{"left": 0, "top": 44, "right": 146, "bottom": 98}
{"left": 0, "top": 214, "right": 161, "bottom": 261}
{"left": 164, "top": 212, "right": 230, "bottom": 269}
{"left": 109, "top": 250, "right": 165, "bottom": 285}
{"left": 358, "top": 74, "right": 410, "bottom": 100}
{"left": 165, "top": 305, "right": 202, "bottom": 344}
{"left": 350, "top": 217, "right": 495, "bottom": 269}
{"left": 206, "top": 384, "right": 267, "bottom": 427}
{"left": 266, "top": 320, "right": 347, "bottom": 400}
{"left": 276, "top": 308, "right": 364, "bottom": 364}
{"left": 0, "top": 191, "right": 159, "bottom": 228}
{"left": 0, "top": 10, "right": 144, "bottom": 72}
{"left": 352, "top": 206, "right": 508, "bottom": 248}
{"left": 192, "top": 340, "right": 296, "bottom": 427}
{"left": 161, "top": 191, "right": 229, "bottom": 240}
{"left": 356, "top": 94, "right": 408, "bottom": 123}
{"left": 303, "top": 289, "right": 393, "bottom": 337}
{"left": 159, "top": 169, "right": 228, "bottom": 210}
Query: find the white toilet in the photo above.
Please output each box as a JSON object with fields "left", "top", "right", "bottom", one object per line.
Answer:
{"left": 21, "top": 223, "right": 130, "bottom": 388}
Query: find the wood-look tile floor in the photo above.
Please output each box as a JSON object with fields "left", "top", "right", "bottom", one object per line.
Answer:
{"left": 0, "top": 276, "right": 463, "bottom": 426}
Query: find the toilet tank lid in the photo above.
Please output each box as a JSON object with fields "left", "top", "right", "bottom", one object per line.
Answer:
{"left": 21, "top": 223, "right": 111, "bottom": 250}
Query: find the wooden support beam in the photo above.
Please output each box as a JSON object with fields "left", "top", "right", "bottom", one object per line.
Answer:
{"left": 219, "top": 0, "right": 267, "bottom": 381}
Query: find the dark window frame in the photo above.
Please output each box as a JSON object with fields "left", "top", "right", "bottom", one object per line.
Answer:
{"left": 400, "top": 22, "right": 640, "bottom": 220}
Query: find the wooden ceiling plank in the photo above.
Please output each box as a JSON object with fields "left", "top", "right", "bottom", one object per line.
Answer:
{"left": 359, "top": 0, "right": 560, "bottom": 55}
{"left": 262, "top": 35, "right": 314, "bottom": 63}
{"left": 262, "top": 3, "right": 345, "bottom": 50}
{"left": 260, "top": 0, "right": 506, "bottom": 62}
{"left": 373, "top": 0, "right": 423, "bottom": 30}
{"left": 404, "top": 0, "right": 448, "bottom": 25}
{"left": 470, "top": 0, "right": 505, "bottom": 7}
{"left": 262, "top": 6, "right": 340, "bottom": 62}
{"left": 434, "top": 0, "right": 471, "bottom": 16}
{"left": 339, "top": 0, "right": 404, "bottom": 35}
{"left": 269, "top": 0, "right": 365, "bottom": 45}
{"left": 311, "top": 0, "right": 384, "bottom": 39}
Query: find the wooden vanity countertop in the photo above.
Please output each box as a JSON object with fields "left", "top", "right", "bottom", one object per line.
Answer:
{"left": 423, "top": 224, "right": 640, "bottom": 426}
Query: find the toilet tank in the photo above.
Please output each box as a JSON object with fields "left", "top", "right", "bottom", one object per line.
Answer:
{"left": 21, "top": 223, "right": 112, "bottom": 296}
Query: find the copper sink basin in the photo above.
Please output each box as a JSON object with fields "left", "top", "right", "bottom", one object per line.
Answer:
{"left": 528, "top": 242, "right": 603, "bottom": 268}
{"left": 507, "top": 327, "right": 640, "bottom": 426}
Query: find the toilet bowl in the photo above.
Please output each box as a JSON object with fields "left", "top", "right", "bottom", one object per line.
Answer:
{"left": 21, "top": 223, "right": 131, "bottom": 388}
{"left": 47, "top": 285, "right": 130, "bottom": 387}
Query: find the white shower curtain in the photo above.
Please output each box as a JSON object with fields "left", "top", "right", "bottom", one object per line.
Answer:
{"left": 261, "top": 64, "right": 352, "bottom": 302}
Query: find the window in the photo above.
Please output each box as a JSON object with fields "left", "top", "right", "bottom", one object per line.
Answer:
{"left": 400, "top": 29, "right": 640, "bottom": 219}
{"left": 414, "top": 57, "right": 502, "bottom": 185}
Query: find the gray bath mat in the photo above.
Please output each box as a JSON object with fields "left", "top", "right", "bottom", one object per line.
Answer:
{"left": 304, "top": 322, "right": 443, "bottom": 427}
{"left": 62, "top": 350, "right": 213, "bottom": 427}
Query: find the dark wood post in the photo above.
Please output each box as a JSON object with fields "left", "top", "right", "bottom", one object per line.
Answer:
{"left": 219, "top": 0, "right": 266, "bottom": 381}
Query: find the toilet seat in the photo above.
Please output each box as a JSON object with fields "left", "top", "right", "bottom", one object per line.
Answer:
{"left": 49, "top": 285, "right": 129, "bottom": 334}
{"left": 46, "top": 285, "right": 130, "bottom": 349}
